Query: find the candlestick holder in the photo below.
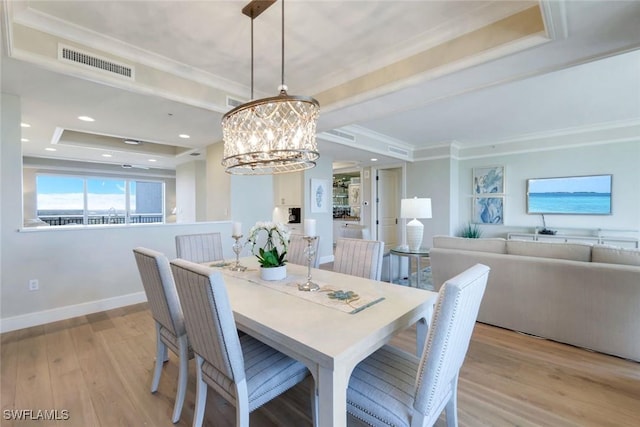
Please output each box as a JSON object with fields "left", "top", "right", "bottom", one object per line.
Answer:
{"left": 298, "top": 236, "right": 319, "bottom": 292}
{"left": 229, "top": 235, "right": 246, "bottom": 272}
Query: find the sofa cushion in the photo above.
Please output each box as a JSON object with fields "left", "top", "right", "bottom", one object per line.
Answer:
{"left": 506, "top": 240, "right": 592, "bottom": 262}
{"left": 432, "top": 236, "right": 506, "bottom": 254}
{"left": 592, "top": 245, "right": 640, "bottom": 266}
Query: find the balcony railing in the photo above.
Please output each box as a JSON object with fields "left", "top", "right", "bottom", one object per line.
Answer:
{"left": 38, "top": 214, "right": 164, "bottom": 226}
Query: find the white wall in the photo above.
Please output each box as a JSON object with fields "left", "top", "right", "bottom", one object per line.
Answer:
{"left": 405, "top": 141, "right": 640, "bottom": 244}
{"left": 459, "top": 142, "right": 640, "bottom": 237}
{"left": 206, "top": 142, "right": 231, "bottom": 221}
{"left": 176, "top": 159, "right": 206, "bottom": 222}
{"left": 304, "top": 155, "right": 334, "bottom": 263}
{"left": 406, "top": 157, "right": 454, "bottom": 247}
{"left": 0, "top": 93, "right": 235, "bottom": 332}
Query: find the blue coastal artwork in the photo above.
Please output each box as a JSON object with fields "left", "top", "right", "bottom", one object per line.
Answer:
{"left": 474, "top": 197, "right": 504, "bottom": 224}
{"left": 527, "top": 175, "right": 612, "bottom": 215}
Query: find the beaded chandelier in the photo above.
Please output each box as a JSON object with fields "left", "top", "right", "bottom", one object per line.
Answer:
{"left": 221, "top": 0, "right": 320, "bottom": 175}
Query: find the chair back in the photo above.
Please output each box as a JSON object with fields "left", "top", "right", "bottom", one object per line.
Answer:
{"left": 170, "top": 259, "right": 245, "bottom": 384}
{"left": 413, "top": 263, "right": 489, "bottom": 417}
{"left": 133, "top": 247, "right": 185, "bottom": 337}
{"left": 334, "top": 237, "right": 385, "bottom": 280}
{"left": 287, "top": 233, "right": 320, "bottom": 268}
{"left": 175, "top": 232, "right": 224, "bottom": 263}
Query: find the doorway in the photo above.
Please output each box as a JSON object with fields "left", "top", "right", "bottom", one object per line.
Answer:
{"left": 375, "top": 167, "right": 403, "bottom": 252}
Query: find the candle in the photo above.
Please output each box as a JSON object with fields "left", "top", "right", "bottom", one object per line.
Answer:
{"left": 304, "top": 219, "right": 316, "bottom": 237}
{"left": 232, "top": 222, "right": 242, "bottom": 236}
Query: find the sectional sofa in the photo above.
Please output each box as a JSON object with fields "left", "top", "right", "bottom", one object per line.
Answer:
{"left": 430, "top": 236, "right": 640, "bottom": 362}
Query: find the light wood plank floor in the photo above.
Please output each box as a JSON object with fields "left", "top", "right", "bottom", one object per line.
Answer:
{"left": 2, "top": 303, "right": 639, "bottom": 427}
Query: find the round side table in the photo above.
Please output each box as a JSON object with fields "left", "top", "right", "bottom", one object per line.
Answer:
{"left": 389, "top": 246, "right": 430, "bottom": 288}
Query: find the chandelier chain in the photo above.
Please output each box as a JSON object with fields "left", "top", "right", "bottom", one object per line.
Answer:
{"left": 281, "top": 0, "right": 285, "bottom": 89}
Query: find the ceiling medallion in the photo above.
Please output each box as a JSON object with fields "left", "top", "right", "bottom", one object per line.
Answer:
{"left": 221, "top": 0, "right": 320, "bottom": 175}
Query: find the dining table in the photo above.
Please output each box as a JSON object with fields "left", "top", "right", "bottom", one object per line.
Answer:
{"left": 205, "top": 257, "right": 438, "bottom": 427}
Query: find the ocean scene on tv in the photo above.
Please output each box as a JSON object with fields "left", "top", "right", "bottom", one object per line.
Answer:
{"left": 527, "top": 175, "right": 612, "bottom": 215}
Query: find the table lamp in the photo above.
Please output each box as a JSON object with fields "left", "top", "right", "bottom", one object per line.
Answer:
{"left": 401, "top": 197, "right": 432, "bottom": 251}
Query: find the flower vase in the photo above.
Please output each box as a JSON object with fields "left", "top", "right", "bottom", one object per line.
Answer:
{"left": 260, "top": 265, "right": 287, "bottom": 281}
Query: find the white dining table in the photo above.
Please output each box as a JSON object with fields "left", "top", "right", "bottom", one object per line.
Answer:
{"left": 207, "top": 257, "right": 438, "bottom": 427}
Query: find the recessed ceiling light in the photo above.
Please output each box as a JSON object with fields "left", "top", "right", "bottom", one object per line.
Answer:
{"left": 78, "top": 116, "right": 95, "bottom": 122}
{"left": 21, "top": 138, "right": 29, "bottom": 142}
{"left": 21, "top": 122, "right": 31, "bottom": 128}
{"left": 148, "top": 159, "right": 157, "bottom": 162}
{"left": 102, "top": 154, "right": 112, "bottom": 158}
{"left": 370, "top": 158, "right": 378, "bottom": 162}
{"left": 124, "top": 139, "right": 141, "bottom": 145}
{"left": 179, "top": 134, "right": 190, "bottom": 139}
{"left": 45, "top": 147, "right": 57, "bottom": 152}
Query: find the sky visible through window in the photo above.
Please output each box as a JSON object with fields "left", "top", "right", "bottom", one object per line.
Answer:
{"left": 36, "top": 175, "right": 157, "bottom": 214}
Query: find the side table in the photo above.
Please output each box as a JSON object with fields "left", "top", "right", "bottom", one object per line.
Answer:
{"left": 389, "top": 246, "right": 430, "bottom": 288}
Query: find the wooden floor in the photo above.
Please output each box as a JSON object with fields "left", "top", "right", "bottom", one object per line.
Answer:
{"left": 2, "top": 303, "right": 639, "bottom": 427}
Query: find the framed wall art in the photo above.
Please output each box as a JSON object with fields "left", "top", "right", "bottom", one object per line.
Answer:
{"left": 473, "top": 196, "right": 504, "bottom": 225}
{"left": 473, "top": 166, "right": 504, "bottom": 195}
{"left": 310, "top": 178, "right": 329, "bottom": 213}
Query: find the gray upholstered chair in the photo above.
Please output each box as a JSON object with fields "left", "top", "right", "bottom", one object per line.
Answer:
{"left": 346, "top": 263, "right": 490, "bottom": 427}
{"left": 169, "top": 258, "right": 315, "bottom": 427}
{"left": 287, "top": 233, "right": 320, "bottom": 268}
{"left": 175, "top": 232, "right": 224, "bottom": 263}
{"left": 333, "top": 237, "right": 385, "bottom": 281}
{"left": 132, "top": 247, "right": 192, "bottom": 423}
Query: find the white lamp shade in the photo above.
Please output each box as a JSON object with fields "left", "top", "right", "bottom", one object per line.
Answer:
{"left": 401, "top": 197, "right": 432, "bottom": 219}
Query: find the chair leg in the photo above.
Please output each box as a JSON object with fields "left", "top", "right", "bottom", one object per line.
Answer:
{"left": 192, "top": 355, "right": 207, "bottom": 427}
{"left": 445, "top": 376, "right": 459, "bottom": 427}
{"left": 235, "top": 380, "right": 250, "bottom": 427}
{"left": 151, "top": 323, "right": 166, "bottom": 393}
{"left": 171, "top": 335, "right": 189, "bottom": 423}
{"left": 309, "top": 377, "right": 319, "bottom": 427}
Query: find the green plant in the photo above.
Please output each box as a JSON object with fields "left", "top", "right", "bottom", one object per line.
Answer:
{"left": 246, "top": 222, "right": 290, "bottom": 268}
{"left": 460, "top": 223, "right": 483, "bottom": 238}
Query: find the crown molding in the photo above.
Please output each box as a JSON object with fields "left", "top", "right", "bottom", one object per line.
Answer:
{"left": 540, "top": 0, "right": 568, "bottom": 40}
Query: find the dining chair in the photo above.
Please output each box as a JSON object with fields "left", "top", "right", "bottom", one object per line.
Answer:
{"left": 169, "top": 258, "right": 316, "bottom": 427}
{"left": 346, "top": 263, "right": 490, "bottom": 427}
{"left": 132, "top": 247, "right": 193, "bottom": 424}
{"left": 333, "top": 237, "right": 385, "bottom": 281}
{"left": 287, "top": 233, "right": 320, "bottom": 268}
{"left": 175, "top": 232, "right": 224, "bottom": 263}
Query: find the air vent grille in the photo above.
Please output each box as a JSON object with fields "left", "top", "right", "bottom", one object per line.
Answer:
{"left": 59, "top": 45, "right": 134, "bottom": 79}
{"left": 325, "top": 129, "right": 356, "bottom": 142}
{"left": 388, "top": 145, "right": 409, "bottom": 157}
{"left": 226, "top": 96, "right": 245, "bottom": 108}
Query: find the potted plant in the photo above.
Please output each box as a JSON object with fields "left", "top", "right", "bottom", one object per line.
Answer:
{"left": 460, "top": 222, "right": 483, "bottom": 239}
{"left": 247, "top": 221, "right": 290, "bottom": 280}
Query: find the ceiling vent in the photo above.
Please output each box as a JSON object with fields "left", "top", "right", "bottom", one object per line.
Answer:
{"left": 59, "top": 44, "right": 134, "bottom": 79}
{"left": 324, "top": 129, "right": 356, "bottom": 142}
{"left": 388, "top": 145, "right": 410, "bottom": 157}
{"left": 226, "top": 96, "right": 245, "bottom": 108}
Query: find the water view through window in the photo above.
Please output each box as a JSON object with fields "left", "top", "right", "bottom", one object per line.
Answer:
{"left": 36, "top": 175, "right": 164, "bottom": 225}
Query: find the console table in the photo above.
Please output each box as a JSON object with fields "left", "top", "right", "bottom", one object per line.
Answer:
{"left": 507, "top": 231, "right": 639, "bottom": 248}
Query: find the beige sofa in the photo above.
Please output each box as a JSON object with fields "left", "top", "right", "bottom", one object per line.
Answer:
{"left": 430, "top": 236, "right": 640, "bottom": 362}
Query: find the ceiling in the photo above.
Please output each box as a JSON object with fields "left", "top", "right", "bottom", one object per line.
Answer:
{"left": 2, "top": 0, "right": 639, "bottom": 173}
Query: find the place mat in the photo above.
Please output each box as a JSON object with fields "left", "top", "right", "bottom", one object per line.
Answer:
{"left": 213, "top": 266, "right": 384, "bottom": 314}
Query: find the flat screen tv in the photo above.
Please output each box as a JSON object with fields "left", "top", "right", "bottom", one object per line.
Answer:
{"left": 526, "top": 174, "right": 612, "bottom": 215}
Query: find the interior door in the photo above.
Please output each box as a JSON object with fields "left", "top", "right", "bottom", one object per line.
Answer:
{"left": 376, "top": 168, "right": 401, "bottom": 252}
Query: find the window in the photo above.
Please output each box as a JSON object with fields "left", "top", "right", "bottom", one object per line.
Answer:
{"left": 36, "top": 174, "right": 165, "bottom": 226}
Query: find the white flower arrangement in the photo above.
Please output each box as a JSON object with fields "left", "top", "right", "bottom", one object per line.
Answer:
{"left": 246, "top": 221, "right": 291, "bottom": 268}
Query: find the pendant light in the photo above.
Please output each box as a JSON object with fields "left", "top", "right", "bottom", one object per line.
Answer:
{"left": 221, "top": 0, "right": 320, "bottom": 175}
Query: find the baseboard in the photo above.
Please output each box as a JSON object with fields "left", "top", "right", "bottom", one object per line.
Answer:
{"left": 0, "top": 291, "right": 147, "bottom": 333}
